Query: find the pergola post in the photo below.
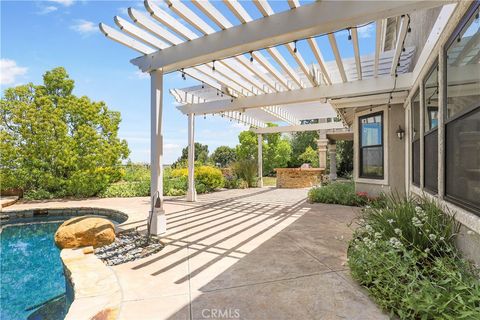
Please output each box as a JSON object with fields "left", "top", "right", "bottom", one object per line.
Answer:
{"left": 328, "top": 141, "right": 337, "bottom": 181}
{"left": 317, "top": 131, "right": 328, "bottom": 170}
{"left": 187, "top": 113, "right": 197, "bottom": 202}
{"left": 149, "top": 70, "right": 166, "bottom": 235}
{"left": 257, "top": 134, "right": 263, "bottom": 188}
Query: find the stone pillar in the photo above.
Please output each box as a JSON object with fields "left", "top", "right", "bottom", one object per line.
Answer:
{"left": 329, "top": 142, "right": 337, "bottom": 181}
{"left": 149, "top": 70, "right": 166, "bottom": 235}
{"left": 257, "top": 134, "right": 263, "bottom": 188}
{"left": 317, "top": 131, "right": 328, "bottom": 170}
{"left": 187, "top": 113, "right": 196, "bottom": 202}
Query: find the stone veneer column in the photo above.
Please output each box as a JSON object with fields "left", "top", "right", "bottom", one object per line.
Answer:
{"left": 329, "top": 142, "right": 337, "bottom": 181}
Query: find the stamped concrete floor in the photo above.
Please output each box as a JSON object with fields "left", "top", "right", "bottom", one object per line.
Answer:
{"left": 7, "top": 188, "right": 387, "bottom": 320}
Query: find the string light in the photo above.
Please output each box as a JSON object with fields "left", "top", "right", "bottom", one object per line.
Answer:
{"left": 347, "top": 28, "right": 352, "bottom": 41}
{"left": 293, "top": 40, "right": 297, "bottom": 53}
{"left": 249, "top": 51, "right": 254, "bottom": 62}
{"left": 212, "top": 60, "right": 216, "bottom": 71}
{"left": 201, "top": 82, "right": 204, "bottom": 89}
{"left": 181, "top": 68, "right": 186, "bottom": 80}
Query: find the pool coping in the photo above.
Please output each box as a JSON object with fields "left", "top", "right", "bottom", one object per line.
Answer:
{"left": 0, "top": 207, "right": 128, "bottom": 226}
{"left": 61, "top": 247, "right": 122, "bottom": 320}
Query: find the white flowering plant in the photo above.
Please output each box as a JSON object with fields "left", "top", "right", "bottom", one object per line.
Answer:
{"left": 348, "top": 195, "right": 480, "bottom": 319}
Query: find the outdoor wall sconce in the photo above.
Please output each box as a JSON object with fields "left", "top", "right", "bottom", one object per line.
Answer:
{"left": 396, "top": 125, "right": 405, "bottom": 140}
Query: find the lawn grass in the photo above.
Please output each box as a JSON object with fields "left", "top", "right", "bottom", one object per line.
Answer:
{"left": 262, "top": 176, "right": 277, "bottom": 186}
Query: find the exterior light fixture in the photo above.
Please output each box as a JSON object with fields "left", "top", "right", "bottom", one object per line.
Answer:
{"left": 396, "top": 125, "right": 405, "bottom": 140}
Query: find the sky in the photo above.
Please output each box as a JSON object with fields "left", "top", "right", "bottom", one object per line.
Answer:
{"left": 1, "top": 0, "right": 376, "bottom": 164}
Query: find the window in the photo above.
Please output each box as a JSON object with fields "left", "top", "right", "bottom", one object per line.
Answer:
{"left": 424, "top": 63, "right": 439, "bottom": 193}
{"left": 359, "top": 112, "right": 384, "bottom": 179}
{"left": 412, "top": 90, "right": 421, "bottom": 186}
{"left": 444, "top": 3, "right": 480, "bottom": 213}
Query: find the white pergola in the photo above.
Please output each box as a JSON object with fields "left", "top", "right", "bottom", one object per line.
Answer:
{"left": 99, "top": 0, "right": 458, "bottom": 235}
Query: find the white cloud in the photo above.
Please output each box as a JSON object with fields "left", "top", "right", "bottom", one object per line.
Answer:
{"left": 37, "top": 6, "right": 58, "bottom": 15}
{"left": 357, "top": 24, "right": 374, "bottom": 39}
{"left": 0, "top": 59, "right": 28, "bottom": 85}
{"left": 50, "top": 0, "right": 74, "bottom": 7}
{"left": 70, "top": 19, "right": 97, "bottom": 36}
{"left": 135, "top": 70, "right": 149, "bottom": 79}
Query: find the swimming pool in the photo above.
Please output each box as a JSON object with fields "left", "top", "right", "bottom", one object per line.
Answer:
{"left": 0, "top": 222, "right": 72, "bottom": 320}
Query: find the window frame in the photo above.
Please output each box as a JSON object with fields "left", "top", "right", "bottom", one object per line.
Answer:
{"left": 358, "top": 111, "right": 384, "bottom": 180}
{"left": 443, "top": 1, "right": 480, "bottom": 213}
{"left": 423, "top": 61, "right": 439, "bottom": 194}
{"left": 411, "top": 88, "right": 421, "bottom": 187}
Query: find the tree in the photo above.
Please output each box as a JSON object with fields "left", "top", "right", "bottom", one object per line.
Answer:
{"left": 210, "top": 145, "right": 236, "bottom": 167}
{"left": 236, "top": 130, "right": 258, "bottom": 161}
{"left": 0, "top": 67, "right": 129, "bottom": 197}
{"left": 236, "top": 124, "right": 292, "bottom": 176}
{"left": 336, "top": 140, "right": 353, "bottom": 177}
{"left": 173, "top": 142, "right": 209, "bottom": 167}
{"left": 299, "top": 146, "right": 319, "bottom": 167}
{"left": 289, "top": 131, "right": 319, "bottom": 167}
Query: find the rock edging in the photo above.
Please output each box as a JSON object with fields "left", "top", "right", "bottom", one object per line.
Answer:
{"left": 61, "top": 247, "right": 122, "bottom": 320}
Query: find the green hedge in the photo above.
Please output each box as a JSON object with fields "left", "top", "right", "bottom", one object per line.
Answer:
{"left": 348, "top": 196, "right": 480, "bottom": 319}
{"left": 308, "top": 181, "right": 369, "bottom": 206}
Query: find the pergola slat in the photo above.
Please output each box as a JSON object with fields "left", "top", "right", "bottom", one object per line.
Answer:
{"left": 374, "top": 19, "right": 383, "bottom": 77}
{"left": 253, "top": 0, "right": 274, "bottom": 17}
{"left": 114, "top": 16, "right": 169, "bottom": 50}
{"left": 99, "top": 23, "right": 155, "bottom": 54}
{"left": 144, "top": 0, "right": 198, "bottom": 40}
{"left": 307, "top": 38, "right": 332, "bottom": 85}
{"left": 128, "top": 8, "right": 183, "bottom": 45}
{"left": 223, "top": 0, "right": 252, "bottom": 23}
{"left": 390, "top": 15, "right": 409, "bottom": 76}
{"left": 285, "top": 42, "right": 316, "bottom": 86}
{"left": 351, "top": 27, "right": 362, "bottom": 80}
{"left": 252, "top": 51, "right": 291, "bottom": 90}
{"left": 235, "top": 55, "right": 278, "bottom": 92}
{"left": 266, "top": 47, "right": 304, "bottom": 89}
{"left": 192, "top": 0, "right": 233, "bottom": 29}
{"left": 166, "top": 0, "right": 215, "bottom": 35}
{"left": 328, "top": 33, "right": 348, "bottom": 82}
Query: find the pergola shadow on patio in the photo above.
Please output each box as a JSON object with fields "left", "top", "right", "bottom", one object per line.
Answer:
{"left": 113, "top": 188, "right": 388, "bottom": 320}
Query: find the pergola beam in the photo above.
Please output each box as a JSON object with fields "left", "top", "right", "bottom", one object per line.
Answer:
{"left": 252, "top": 122, "right": 346, "bottom": 134}
{"left": 177, "top": 73, "right": 413, "bottom": 114}
{"left": 374, "top": 19, "right": 383, "bottom": 77}
{"left": 131, "top": 1, "right": 447, "bottom": 73}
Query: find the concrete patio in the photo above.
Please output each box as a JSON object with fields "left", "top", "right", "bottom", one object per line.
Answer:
{"left": 6, "top": 187, "right": 387, "bottom": 319}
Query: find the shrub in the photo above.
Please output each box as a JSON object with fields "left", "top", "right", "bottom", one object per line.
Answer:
{"left": 233, "top": 159, "right": 257, "bottom": 188}
{"left": 100, "top": 181, "right": 150, "bottom": 198}
{"left": 171, "top": 165, "right": 224, "bottom": 193}
{"left": 308, "top": 181, "right": 369, "bottom": 206}
{"left": 348, "top": 196, "right": 480, "bottom": 319}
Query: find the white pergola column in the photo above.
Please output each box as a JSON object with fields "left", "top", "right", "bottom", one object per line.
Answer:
{"left": 149, "top": 70, "right": 166, "bottom": 235}
{"left": 187, "top": 113, "right": 197, "bottom": 202}
{"left": 257, "top": 134, "right": 263, "bottom": 188}
{"left": 329, "top": 142, "right": 337, "bottom": 181}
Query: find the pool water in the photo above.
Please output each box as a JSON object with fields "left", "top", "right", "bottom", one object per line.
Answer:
{"left": 0, "top": 222, "right": 71, "bottom": 320}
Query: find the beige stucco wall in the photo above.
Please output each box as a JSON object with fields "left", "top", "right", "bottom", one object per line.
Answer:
{"left": 353, "top": 104, "right": 405, "bottom": 197}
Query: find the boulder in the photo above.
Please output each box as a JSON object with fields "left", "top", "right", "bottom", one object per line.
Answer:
{"left": 55, "top": 216, "right": 115, "bottom": 249}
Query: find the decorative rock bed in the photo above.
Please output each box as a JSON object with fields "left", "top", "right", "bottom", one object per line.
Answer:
{"left": 95, "top": 230, "right": 164, "bottom": 266}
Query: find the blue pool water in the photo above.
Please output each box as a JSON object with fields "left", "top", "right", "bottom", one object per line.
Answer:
{"left": 0, "top": 222, "right": 71, "bottom": 320}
